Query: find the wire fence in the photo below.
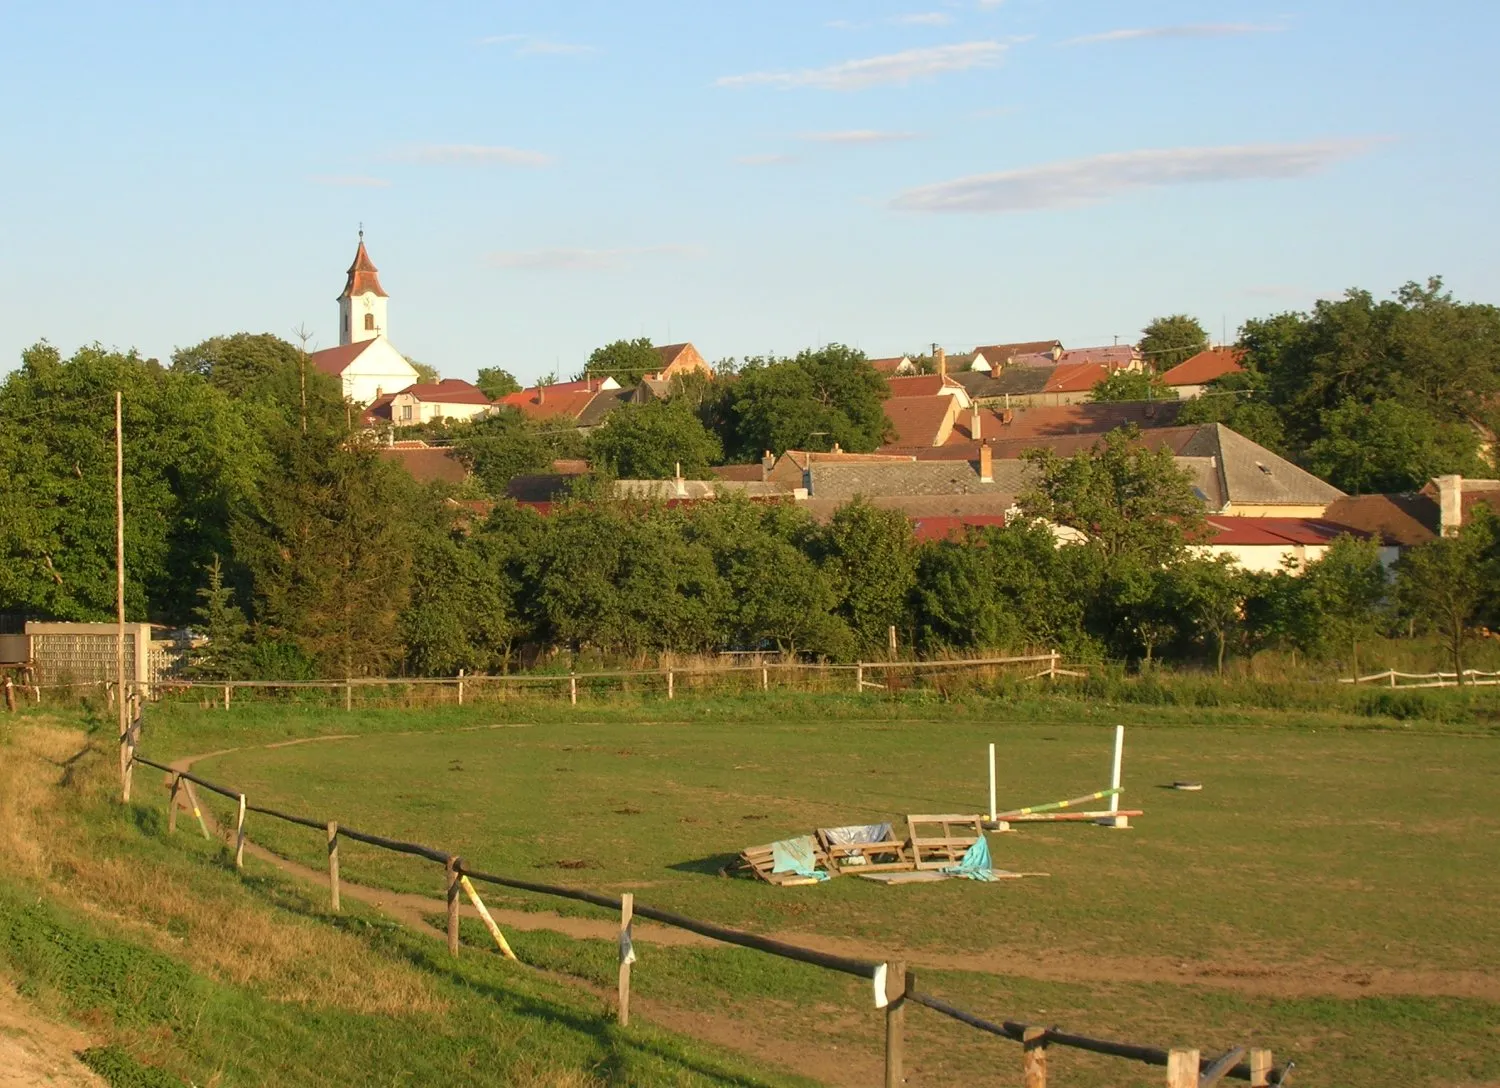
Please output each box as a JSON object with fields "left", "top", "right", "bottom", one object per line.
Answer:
{"left": 115, "top": 693, "right": 1286, "bottom": 1087}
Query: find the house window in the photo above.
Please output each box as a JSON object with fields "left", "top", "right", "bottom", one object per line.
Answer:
{"left": 364, "top": 313, "right": 376, "bottom": 331}
{"left": 400, "top": 405, "right": 413, "bottom": 422}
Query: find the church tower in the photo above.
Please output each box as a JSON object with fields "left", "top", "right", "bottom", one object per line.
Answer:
{"left": 337, "top": 230, "right": 389, "bottom": 346}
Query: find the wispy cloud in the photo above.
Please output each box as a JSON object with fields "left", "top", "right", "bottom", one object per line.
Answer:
{"left": 799, "top": 129, "right": 921, "bottom": 144}
{"left": 892, "top": 12, "right": 953, "bottom": 26}
{"left": 1065, "top": 24, "right": 1281, "bottom": 46}
{"left": 308, "top": 174, "right": 391, "bottom": 188}
{"left": 735, "top": 152, "right": 798, "bottom": 166}
{"left": 479, "top": 33, "right": 597, "bottom": 56}
{"left": 717, "top": 41, "right": 1012, "bottom": 91}
{"left": 486, "top": 245, "right": 704, "bottom": 271}
{"left": 890, "top": 140, "right": 1381, "bottom": 213}
{"left": 391, "top": 144, "right": 555, "bottom": 168}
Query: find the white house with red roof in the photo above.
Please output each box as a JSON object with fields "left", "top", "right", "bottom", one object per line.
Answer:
{"left": 1161, "top": 347, "right": 1246, "bottom": 398}
{"left": 308, "top": 234, "right": 420, "bottom": 405}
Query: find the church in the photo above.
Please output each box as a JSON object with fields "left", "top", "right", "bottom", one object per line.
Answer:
{"left": 308, "top": 234, "right": 420, "bottom": 405}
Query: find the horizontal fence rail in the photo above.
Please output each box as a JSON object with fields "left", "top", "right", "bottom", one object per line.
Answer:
{"left": 1340, "top": 667, "right": 1500, "bottom": 689}
{"left": 124, "top": 715, "right": 1282, "bottom": 1086}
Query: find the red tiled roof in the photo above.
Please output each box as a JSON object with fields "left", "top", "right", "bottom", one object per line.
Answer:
{"left": 972, "top": 340, "right": 1061, "bottom": 360}
{"left": 1202, "top": 516, "right": 1363, "bottom": 547}
{"left": 362, "top": 393, "right": 395, "bottom": 425}
{"left": 884, "top": 396, "right": 956, "bottom": 447}
{"left": 398, "top": 379, "right": 492, "bottom": 406}
{"left": 1323, "top": 494, "right": 1438, "bottom": 547}
{"left": 930, "top": 401, "right": 1184, "bottom": 448}
{"left": 1162, "top": 348, "right": 1246, "bottom": 387}
{"left": 885, "top": 374, "right": 965, "bottom": 398}
{"left": 340, "top": 239, "right": 388, "bottom": 299}
{"left": 497, "top": 387, "right": 599, "bottom": 422}
{"left": 657, "top": 343, "right": 692, "bottom": 366}
{"left": 1042, "top": 361, "right": 1110, "bottom": 394}
{"left": 869, "top": 357, "right": 911, "bottom": 375}
{"left": 379, "top": 446, "right": 467, "bottom": 484}
{"left": 710, "top": 464, "right": 766, "bottom": 482}
{"left": 308, "top": 339, "right": 375, "bottom": 377}
{"left": 910, "top": 515, "right": 1011, "bottom": 542}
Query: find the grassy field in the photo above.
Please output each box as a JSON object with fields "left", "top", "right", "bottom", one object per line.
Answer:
{"left": 7, "top": 688, "right": 1500, "bottom": 1086}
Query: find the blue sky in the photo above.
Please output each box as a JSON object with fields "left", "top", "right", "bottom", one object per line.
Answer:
{"left": 1, "top": 1, "right": 1496, "bottom": 385}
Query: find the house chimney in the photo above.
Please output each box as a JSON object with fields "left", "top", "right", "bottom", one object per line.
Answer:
{"left": 762, "top": 449, "right": 775, "bottom": 478}
{"left": 979, "top": 441, "right": 993, "bottom": 485}
{"left": 832, "top": 441, "right": 843, "bottom": 454}
{"left": 675, "top": 461, "right": 686, "bottom": 499}
{"left": 936, "top": 347, "right": 947, "bottom": 380}
{"left": 537, "top": 384, "right": 545, "bottom": 405}
{"left": 1437, "top": 474, "right": 1463, "bottom": 536}
{"left": 971, "top": 405, "right": 982, "bottom": 442}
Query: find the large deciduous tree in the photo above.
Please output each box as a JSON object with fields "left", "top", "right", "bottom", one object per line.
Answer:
{"left": 1395, "top": 512, "right": 1500, "bottom": 682}
{"left": 1090, "top": 370, "right": 1178, "bottom": 403}
{"left": 1140, "top": 314, "right": 1208, "bottom": 371}
{"left": 582, "top": 338, "right": 662, "bottom": 386}
{"left": 585, "top": 400, "right": 723, "bottom": 479}
{"left": 475, "top": 367, "right": 522, "bottom": 399}
{"left": 721, "top": 345, "right": 889, "bottom": 459}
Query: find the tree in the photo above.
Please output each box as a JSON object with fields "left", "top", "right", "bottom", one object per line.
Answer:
{"left": 582, "top": 338, "right": 661, "bottom": 386}
{"left": 172, "top": 331, "right": 345, "bottom": 433}
{"left": 721, "top": 345, "right": 889, "bottom": 459}
{"left": 1175, "top": 371, "right": 1289, "bottom": 454}
{"left": 1299, "top": 536, "right": 1389, "bottom": 678}
{"left": 1090, "top": 370, "right": 1178, "bottom": 403}
{"left": 1140, "top": 315, "right": 1208, "bottom": 371}
{"left": 0, "top": 341, "right": 264, "bottom": 624}
{"left": 1304, "top": 398, "right": 1483, "bottom": 494}
{"left": 475, "top": 367, "right": 522, "bottom": 399}
{"left": 1108, "top": 559, "right": 1179, "bottom": 669}
{"left": 815, "top": 500, "right": 916, "bottom": 655}
{"left": 585, "top": 400, "right": 723, "bottom": 479}
{"left": 232, "top": 427, "right": 416, "bottom": 678}
{"left": 407, "top": 359, "right": 440, "bottom": 384}
{"left": 1019, "top": 427, "right": 1204, "bottom": 567}
{"left": 183, "top": 554, "right": 250, "bottom": 679}
{"left": 1170, "top": 557, "right": 1248, "bottom": 675}
{"left": 1395, "top": 512, "right": 1500, "bottom": 682}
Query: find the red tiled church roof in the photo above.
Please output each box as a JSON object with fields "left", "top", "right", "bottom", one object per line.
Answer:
{"left": 340, "top": 237, "right": 388, "bottom": 299}
{"left": 308, "top": 339, "right": 375, "bottom": 377}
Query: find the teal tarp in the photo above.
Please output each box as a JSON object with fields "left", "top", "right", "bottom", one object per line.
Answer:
{"left": 770, "top": 836, "right": 829, "bottom": 881}
{"left": 943, "top": 835, "right": 997, "bottom": 881}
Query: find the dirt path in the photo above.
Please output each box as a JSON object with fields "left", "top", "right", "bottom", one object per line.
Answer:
{"left": 0, "top": 979, "right": 105, "bottom": 1088}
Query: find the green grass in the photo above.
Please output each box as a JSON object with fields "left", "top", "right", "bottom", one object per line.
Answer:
{"left": 133, "top": 692, "right": 1500, "bottom": 1086}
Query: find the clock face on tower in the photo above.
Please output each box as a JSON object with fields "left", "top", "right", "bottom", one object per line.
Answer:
{"left": 362, "top": 296, "right": 374, "bottom": 310}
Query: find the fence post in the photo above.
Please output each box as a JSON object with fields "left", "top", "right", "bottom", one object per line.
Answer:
{"left": 761, "top": 664, "right": 768, "bottom": 691}
{"left": 457, "top": 669, "right": 465, "bottom": 707}
{"left": 234, "top": 793, "right": 247, "bottom": 870}
{"left": 445, "top": 856, "right": 461, "bottom": 957}
{"left": 1022, "top": 1026, "right": 1048, "bottom": 1088}
{"left": 1389, "top": 668, "right": 1397, "bottom": 688}
{"left": 1165, "top": 1049, "right": 1199, "bottom": 1088}
{"left": 1049, "top": 649, "right": 1059, "bottom": 680}
{"left": 667, "top": 670, "right": 674, "bottom": 700}
{"left": 884, "top": 960, "right": 906, "bottom": 1088}
{"left": 856, "top": 661, "right": 864, "bottom": 692}
{"left": 343, "top": 679, "right": 352, "bottom": 712}
{"left": 4, "top": 677, "right": 15, "bottom": 713}
{"left": 167, "top": 774, "right": 181, "bottom": 834}
{"left": 1249, "top": 1049, "right": 1273, "bottom": 1088}
{"left": 618, "top": 891, "right": 634, "bottom": 1027}
{"left": 223, "top": 684, "right": 231, "bottom": 711}
{"left": 327, "top": 821, "right": 341, "bottom": 912}
{"left": 569, "top": 673, "right": 578, "bottom": 706}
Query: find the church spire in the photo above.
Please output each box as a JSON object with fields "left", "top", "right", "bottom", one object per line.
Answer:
{"left": 339, "top": 230, "right": 388, "bottom": 300}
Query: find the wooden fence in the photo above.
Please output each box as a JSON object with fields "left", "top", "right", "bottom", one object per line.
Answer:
{"left": 1340, "top": 667, "right": 1500, "bottom": 689}
{"left": 122, "top": 712, "right": 1286, "bottom": 1086}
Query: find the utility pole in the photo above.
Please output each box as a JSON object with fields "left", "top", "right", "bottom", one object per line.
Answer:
{"left": 115, "top": 391, "right": 129, "bottom": 799}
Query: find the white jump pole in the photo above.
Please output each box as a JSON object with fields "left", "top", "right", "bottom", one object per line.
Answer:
{"left": 988, "top": 743, "right": 997, "bottom": 823}
{"left": 1100, "top": 725, "right": 1129, "bottom": 829}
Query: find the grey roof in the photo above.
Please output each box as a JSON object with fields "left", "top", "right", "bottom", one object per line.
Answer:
{"left": 1214, "top": 423, "right": 1346, "bottom": 507}
{"left": 984, "top": 367, "right": 1054, "bottom": 396}
{"left": 576, "top": 388, "right": 633, "bottom": 428}
{"left": 808, "top": 460, "right": 1022, "bottom": 501}
{"left": 1176, "top": 457, "right": 1226, "bottom": 511}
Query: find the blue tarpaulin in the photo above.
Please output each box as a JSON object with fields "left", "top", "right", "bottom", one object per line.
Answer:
{"left": 943, "top": 835, "right": 998, "bottom": 881}
{"left": 770, "top": 836, "right": 829, "bottom": 881}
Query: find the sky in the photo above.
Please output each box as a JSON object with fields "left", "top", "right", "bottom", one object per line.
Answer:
{"left": 1, "top": 1, "right": 1497, "bottom": 386}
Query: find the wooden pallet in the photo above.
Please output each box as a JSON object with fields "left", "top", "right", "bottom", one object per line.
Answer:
{"left": 816, "top": 827, "right": 912, "bottom": 875}
{"left": 735, "top": 840, "right": 831, "bottom": 886}
{"left": 906, "top": 814, "right": 986, "bottom": 870}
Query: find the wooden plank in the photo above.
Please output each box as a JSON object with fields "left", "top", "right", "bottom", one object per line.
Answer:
{"left": 1248, "top": 1049, "right": 1273, "bottom": 1088}
{"left": 461, "top": 876, "right": 517, "bottom": 960}
{"left": 618, "top": 892, "right": 634, "bottom": 1027}
{"left": 181, "top": 779, "right": 211, "bottom": 840}
{"left": 1023, "top": 1026, "right": 1048, "bottom": 1088}
{"left": 1166, "top": 1049, "right": 1200, "bottom": 1088}
{"left": 234, "top": 794, "right": 246, "bottom": 870}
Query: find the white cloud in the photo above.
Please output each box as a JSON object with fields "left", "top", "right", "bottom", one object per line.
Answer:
{"left": 891, "top": 12, "right": 953, "bottom": 26}
{"left": 889, "top": 140, "right": 1381, "bottom": 213}
{"left": 479, "top": 33, "right": 596, "bottom": 56}
{"left": 392, "top": 144, "right": 555, "bottom": 168}
{"left": 1065, "top": 24, "right": 1281, "bottom": 46}
{"left": 308, "top": 175, "right": 391, "bottom": 188}
{"left": 486, "top": 245, "right": 704, "bottom": 271}
{"left": 800, "top": 129, "right": 921, "bottom": 144}
{"left": 735, "top": 152, "right": 798, "bottom": 166}
{"left": 717, "top": 41, "right": 1011, "bottom": 91}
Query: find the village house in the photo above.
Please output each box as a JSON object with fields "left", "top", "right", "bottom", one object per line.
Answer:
{"left": 364, "top": 378, "right": 494, "bottom": 426}
{"left": 308, "top": 234, "right": 420, "bottom": 405}
{"left": 1160, "top": 347, "right": 1246, "bottom": 398}
{"left": 651, "top": 342, "right": 713, "bottom": 381}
